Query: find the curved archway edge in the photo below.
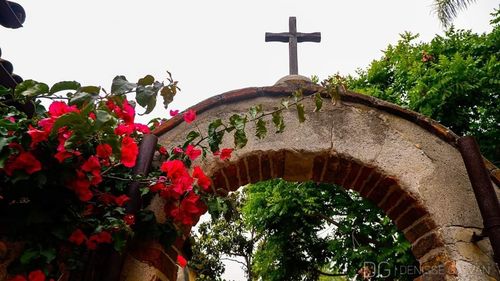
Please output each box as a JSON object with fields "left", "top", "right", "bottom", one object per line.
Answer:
{"left": 122, "top": 82, "right": 500, "bottom": 281}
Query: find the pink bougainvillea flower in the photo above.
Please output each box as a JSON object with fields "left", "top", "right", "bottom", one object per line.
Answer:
{"left": 114, "top": 123, "right": 134, "bottom": 136}
{"left": 183, "top": 109, "right": 196, "bottom": 124}
{"left": 124, "top": 214, "right": 135, "bottom": 225}
{"left": 192, "top": 166, "right": 211, "bottom": 190}
{"left": 121, "top": 136, "right": 138, "bottom": 168}
{"left": 37, "top": 117, "right": 55, "bottom": 133}
{"left": 177, "top": 255, "right": 187, "bottom": 268}
{"left": 169, "top": 109, "right": 179, "bottom": 117}
{"left": 48, "top": 101, "right": 79, "bottom": 117}
{"left": 27, "top": 125, "right": 49, "bottom": 148}
{"left": 4, "top": 152, "right": 42, "bottom": 176}
{"left": 81, "top": 156, "right": 102, "bottom": 186}
{"left": 5, "top": 116, "right": 15, "bottom": 123}
{"left": 86, "top": 231, "right": 112, "bottom": 250}
{"left": 54, "top": 151, "right": 73, "bottom": 163}
{"left": 149, "top": 181, "right": 167, "bottom": 193}
{"left": 56, "top": 127, "right": 73, "bottom": 152}
{"left": 114, "top": 194, "right": 130, "bottom": 207}
{"left": 134, "top": 123, "right": 150, "bottom": 134}
{"left": 96, "top": 144, "right": 112, "bottom": 159}
{"left": 158, "top": 146, "right": 168, "bottom": 155}
{"left": 173, "top": 147, "right": 183, "bottom": 154}
{"left": 69, "top": 170, "right": 93, "bottom": 201}
{"left": 160, "top": 160, "right": 187, "bottom": 179}
{"left": 96, "top": 231, "right": 112, "bottom": 243}
{"left": 68, "top": 229, "right": 87, "bottom": 245}
{"left": 185, "top": 144, "right": 201, "bottom": 161}
{"left": 81, "top": 156, "right": 100, "bottom": 173}
{"left": 28, "top": 270, "right": 45, "bottom": 281}
{"left": 219, "top": 148, "right": 233, "bottom": 161}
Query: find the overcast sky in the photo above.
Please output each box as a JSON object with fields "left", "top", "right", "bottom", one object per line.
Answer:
{"left": 1, "top": 1, "right": 498, "bottom": 279}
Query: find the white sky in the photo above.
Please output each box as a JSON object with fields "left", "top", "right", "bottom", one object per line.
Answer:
{"left": 1, "top": 1, "right": 498, "bottom": 280}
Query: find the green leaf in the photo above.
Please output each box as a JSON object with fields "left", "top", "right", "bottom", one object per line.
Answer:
{"left": 160, "top": 85, "right": 176, "bottom": 110}
{"left": 234, "top": 129, "right": 247, "bottom": 148}
{"left": 314, "top": 93, "right": 323, "bottom": 112}
{"left": 135, "top": 85, "right": 157, "bottom": 115}
{"left": 208, "top": 119, "right": 224, "bottom": 152}
{"left": 271, "top": 111, "right": 285, "bottom": 133}
{"left": 40, "top": 248, "right": 57, "bottom": 263}
{"left": 49, "top": 81, "right": 81, "bottom": 94}
{"left": 249, "top": 105, "right": 263, "bottom": 119}
{"left": 229, "top": 114, "right": 246, "bottom": 131}
{"left": 0, "top": 85, "right": 11, "bottom": 95}
{"left": 255, "top": 119, "right": 267, "bottom": 139}
{"left": 69, "top": 91, "right": 97, "bottom": 106}
{"left": 20, "top": 248, "right": 39, "bottom": 265}
{"left": 281, "top": 99, "right": 290, "bottom": 109}
{"left": 95, "top": 110, "right": 114, "bottom": 125}
{"left": 138, "top": 74, "right": 155, "bottom": 86}
{"left": 296, "top": 103, "right": 306, "bottom": 123}
{"left": 111, "top": 75, "right": 136, "bottom": 94}
{"left": 14, "top": 80, "right": 49, "bottom": 97}
{"left": 79, "top": 86, "right": 101, "bottom": 95}
{"left": 185, "top": 131, "right": 200, "bottom": 144}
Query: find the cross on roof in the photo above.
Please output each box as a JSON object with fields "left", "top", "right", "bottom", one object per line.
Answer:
{"left": 265, "top": 17, "right": 321, "bottom": 75}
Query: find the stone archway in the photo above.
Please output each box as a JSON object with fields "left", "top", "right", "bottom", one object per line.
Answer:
{"left": 122, "top": 79, "right": 500, "bottom": 281}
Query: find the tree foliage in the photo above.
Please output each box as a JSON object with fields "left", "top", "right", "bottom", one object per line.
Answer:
{"left": 347, "top": 12, "right": 499, "bottom": 164}
{"left": 191, "top": 180, "right": 418, "bottom": 281}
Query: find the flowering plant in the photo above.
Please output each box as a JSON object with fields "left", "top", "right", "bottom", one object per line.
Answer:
{"left": 0, "top": 74, "right": 232, "bottom": 280}
{"left": 0, "top": 72, "right": 337, "bottom": 280}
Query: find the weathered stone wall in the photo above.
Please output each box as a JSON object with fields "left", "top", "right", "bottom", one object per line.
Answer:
{"left": 122, "top": 81, "right": 500, "bottom": 281}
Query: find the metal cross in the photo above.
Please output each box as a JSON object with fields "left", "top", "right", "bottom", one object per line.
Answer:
{"left": 265, "top": 17, "right": 321, "bottom": 75}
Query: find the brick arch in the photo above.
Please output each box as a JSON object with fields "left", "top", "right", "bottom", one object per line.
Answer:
{"left": 211, "top": 150, "right": 446, "bottom": 276}
{"left": 121, "top": 80, "right": 500, "bottom": 281}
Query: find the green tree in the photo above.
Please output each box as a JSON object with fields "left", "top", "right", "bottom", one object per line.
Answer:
{"left": 347, "top": 11, "right": 499, "bottom": 164}
{"left": 191, "top": 180, "right": 418, "bottom": 281}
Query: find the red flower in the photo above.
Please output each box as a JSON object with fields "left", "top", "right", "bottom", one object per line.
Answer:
{"left": 54, "top": 151, "right": 73, "bottom": 163}
{"left": 120, "top": 99, "right": 135, "bottom": 124}
{"left": 158, "top": 146, "right": 167, "bottom": 155}
{"left": 115, "top": 195, "right": 130, "bottom": 207}
{"left": 177, "top": 255, "right": 187, "bottom": 268}
{"left": 96, "top": 144, "right": 112, "bottom": 158}
{"left": 114, "top": 123, "right": 134, "bottom": 135}
{"left": 121, "top": 136, "right": 138, "bottom": 168}
{"left": 124, "top": 214, "right": 135, "bottom": 225}
{"left": 4, "top": 152, "right": 42, "bottom": 176}
{"left": 149, "top": 182, "right": 166, "bottom": 193}
{"left": 28, "top": 270, "right": 45, "bottom": 281}
{"left": 38, "top": 118, "right": 55, "bottom": 134}
{"left": 81, "top": 156, "right": 102, "bottom": 186}
{"left": 134, "top": 123, "right": 150, "bottom": 134}
{"left": 192, "top": 166, "right": 211, "bottom": 190}
{"left": 169, "top": 109, "right": 179, "bottom": 117}
{"left": 89, "top": 112, "right": 96, "bottom": 120}
{"left": 160, "top": 160, "right": 186, "bottom": 178}
{"left": 219, "top": 148, "right": 233, "bottom": 160}
{"left": 86, "top": 231, "right": 112, "bottom": 250}
{"left": 170, "top": 192, "right": 206, "bottom": 225}
{"left": 185, "top": 145, "right": 201, "bottom": 161}
{"left": 98, "top": 193, "right": 116, "bottom": 205}
{"left": 96, "top": 231, "right": 112, "bottom": 243}
{"left": 69, "top": 170, "right": 93, "bottom": 201}
{"left": 48, "top": 101, "right": 79, "bottom": 117}
{"left": 69, "top": 229, "right": 87, "bottom": 245}
{"left": 8, "top": 275, "right": 27, "bottom": 281}
{"left": 173, "top": 147, "right": 183, "bottom": 154}
{"left": 27, "top": 125, "right": 49, "bottom": 148}
{"left": 183, "top": 109, "right": 196, "bottom": 124}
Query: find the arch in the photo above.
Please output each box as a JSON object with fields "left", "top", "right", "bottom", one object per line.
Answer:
{"left": 123, "top": 80, "right": 500, "bottom": 281}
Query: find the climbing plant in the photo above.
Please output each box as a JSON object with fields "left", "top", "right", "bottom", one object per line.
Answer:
{"left": 0, "top": 68, "right": 340, "bottom": 280}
